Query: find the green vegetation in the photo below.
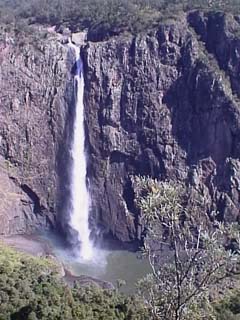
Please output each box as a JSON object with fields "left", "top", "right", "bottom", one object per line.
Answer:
{"left": 215, "top": 291, "right": 240, "bottom": 319}
{"left": 132, "top": 177, "right": 240, "bottom": 319}
{"left": 1, "top": 0, "right": 240, "bottom": 40}
{"left": 0, "top": 243, "right": 148, "bottom": 320}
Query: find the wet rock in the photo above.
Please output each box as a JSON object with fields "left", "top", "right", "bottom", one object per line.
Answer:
{"left": 64, "top": 270, "right": 114, "bottom": 290}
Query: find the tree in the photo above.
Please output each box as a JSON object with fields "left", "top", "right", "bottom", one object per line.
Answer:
{"left": 132, "top": 176, "right": 240, "bottom": 320}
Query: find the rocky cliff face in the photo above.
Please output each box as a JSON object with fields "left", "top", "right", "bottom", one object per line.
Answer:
{"left": 0, "top": 29, "right": 74, "bottom": 234}
{"left": 1, "top": 12, "right": 240, "bottom": 246}
{"left": 83, "top": 11, "right": 240, "bottom": 244}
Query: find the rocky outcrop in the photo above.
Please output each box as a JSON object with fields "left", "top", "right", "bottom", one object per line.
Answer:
{"left": 83, "top": 11, "right": 240, "bottom": 244}
{"left": 188, "top": 11, "right": 240, "bottom": 96}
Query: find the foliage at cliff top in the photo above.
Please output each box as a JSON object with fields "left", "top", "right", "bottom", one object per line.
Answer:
{"left": 1, "top": 0, "right": 240, "bottom": 40}
{"left": 0, "top": 243, "right": 148, "bottom": 320}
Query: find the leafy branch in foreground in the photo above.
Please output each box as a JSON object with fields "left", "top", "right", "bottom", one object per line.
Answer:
{"left": 132, "top": 176, "right": 240, "bottom": 320}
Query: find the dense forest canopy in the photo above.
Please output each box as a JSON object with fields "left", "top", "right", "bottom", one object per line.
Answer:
{"left": 1, "top": 0, "right": 240, "bottom": 38}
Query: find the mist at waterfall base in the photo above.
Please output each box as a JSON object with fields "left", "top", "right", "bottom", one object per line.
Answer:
{"left": 46, "top": 41, "right": 150, "bottom": 292}
{"left": 40, "top": 231, "right": 150, "bottom": 293}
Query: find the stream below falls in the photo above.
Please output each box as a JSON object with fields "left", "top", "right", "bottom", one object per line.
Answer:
{"left": 42, "top": 232, "right": 151, "bottom": 293}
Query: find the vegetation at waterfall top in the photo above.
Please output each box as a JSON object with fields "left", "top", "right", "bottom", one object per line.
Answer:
{"left": 1, "top": 0, "right": 240, "bottom": 40}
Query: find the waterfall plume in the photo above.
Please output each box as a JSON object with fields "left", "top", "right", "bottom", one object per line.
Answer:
{"left": 68, "top": 40, "right": 93, "bottom": 261}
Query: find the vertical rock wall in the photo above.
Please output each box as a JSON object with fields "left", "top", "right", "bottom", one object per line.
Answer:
{"left": 0, "top": 30, "right": 74, "bottom": 234}
{"left": 83, "top": 12, "right": 240, "bottom": 243}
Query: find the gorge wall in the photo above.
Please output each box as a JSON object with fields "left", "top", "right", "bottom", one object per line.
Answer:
{"left": 0, "top": 30, "right": 74, "bottom": 234}
{"left": 83, "top": 11, "right": 240, "bottom": 243}
{"left": 0, "top": 11, "right": 240, "bottom": 245}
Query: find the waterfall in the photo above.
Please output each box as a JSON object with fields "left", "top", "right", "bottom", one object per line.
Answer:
{"left": 68, "top": 40, "right": 93, "bottom": 261}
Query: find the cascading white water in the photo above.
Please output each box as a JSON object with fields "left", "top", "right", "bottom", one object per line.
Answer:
{"left": 68, "top": 40, "right": 93, "bottom": 261}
